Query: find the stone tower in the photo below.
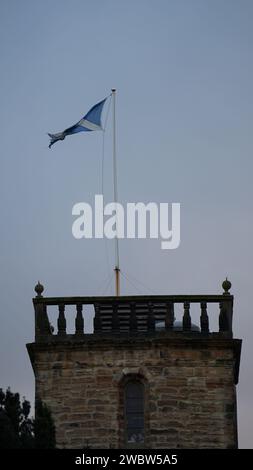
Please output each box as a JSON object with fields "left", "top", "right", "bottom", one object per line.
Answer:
{"left": 27, "top": 279, "right": 241, "bottom": 449}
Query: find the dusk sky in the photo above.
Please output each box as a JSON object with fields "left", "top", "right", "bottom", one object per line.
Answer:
{"left": 0, "top": 0, "right": 252, "bottom": 448}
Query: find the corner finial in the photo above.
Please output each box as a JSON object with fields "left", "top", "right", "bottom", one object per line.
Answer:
{"left": 222, "top": 277, "right": 232, "bottom": 295}
{"left": 35, "top": 281, "right": 44, "bottom": 297}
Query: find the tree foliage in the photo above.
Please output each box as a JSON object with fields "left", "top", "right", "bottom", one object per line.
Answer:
{"left": 0, "top": 388, "right": 55, "bottom": 449}
{"left": 34, "top": 398, "right": 56, "bottom": 449}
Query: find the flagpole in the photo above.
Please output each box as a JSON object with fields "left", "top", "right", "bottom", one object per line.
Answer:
{"left": 111, "top": 89, "right": 120, "bottom": 296}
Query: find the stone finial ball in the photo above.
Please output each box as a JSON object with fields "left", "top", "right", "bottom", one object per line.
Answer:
{"left": 35, "top": 281, "right": 44, "bottom": 297}
{"left": 222, "top": 277, "right": 232, "bottom": 294}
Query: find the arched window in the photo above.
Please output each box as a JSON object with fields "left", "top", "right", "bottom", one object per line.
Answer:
{"left": 125, "top": 380, "right": 145, "bottom": 444}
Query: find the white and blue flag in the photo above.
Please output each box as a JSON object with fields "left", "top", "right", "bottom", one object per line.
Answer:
{"left": 48, "top": 97, "right": 108, "bottom": 148}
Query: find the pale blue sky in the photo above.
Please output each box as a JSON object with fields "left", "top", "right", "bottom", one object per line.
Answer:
{"left": 0, "top": 0, "right": 252, "bottom": 447}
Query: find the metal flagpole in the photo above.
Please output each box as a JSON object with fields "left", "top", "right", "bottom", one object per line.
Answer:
{"left": 111, "top": 89, "right": 120, "bottom": 296}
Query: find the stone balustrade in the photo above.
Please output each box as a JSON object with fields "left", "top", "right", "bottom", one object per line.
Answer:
{"left": 33, "top": 279, "right": 233, "bottom": 341}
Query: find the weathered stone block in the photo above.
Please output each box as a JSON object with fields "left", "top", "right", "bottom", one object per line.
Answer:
{"left": 27, "top": 335, "right": 241, "bottom": 449}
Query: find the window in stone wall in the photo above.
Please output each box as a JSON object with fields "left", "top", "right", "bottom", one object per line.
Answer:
{"left": 125, "top": 380, "right": 144, "bottom": 443}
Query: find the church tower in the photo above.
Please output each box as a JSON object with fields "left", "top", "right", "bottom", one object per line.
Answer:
{"left": 27, "top": 279, "right": 241, "bottom": 448}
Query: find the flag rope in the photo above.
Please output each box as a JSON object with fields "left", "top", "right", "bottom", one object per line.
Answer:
{"left": 101, "top": 95, "right": 112, "bottom": 281}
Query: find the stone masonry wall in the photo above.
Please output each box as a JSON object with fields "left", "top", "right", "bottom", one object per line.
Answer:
{"left": 28, "top": 336, "right": 239, "bottom": 448}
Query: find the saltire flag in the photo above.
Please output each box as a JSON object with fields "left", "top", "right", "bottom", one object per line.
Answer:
{"left": 48, "top": 97, "right": 108, "bottom": 148}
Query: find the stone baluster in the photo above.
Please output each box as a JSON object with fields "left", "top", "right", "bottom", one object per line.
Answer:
{"left": 200, "top": 302, "right": 209, "bottom": 333}
{"left": 183, "top": 301, "right": 191, "bottom": 331}
{"left": 58, "top": 304, "right": 66, "bottom": 335}
{"left": 75, "top": 303, "right": 84, "bottom": 335}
